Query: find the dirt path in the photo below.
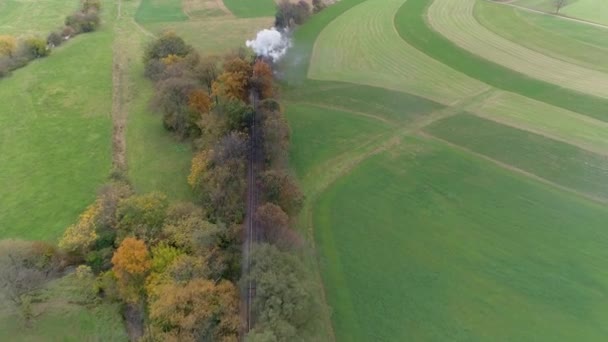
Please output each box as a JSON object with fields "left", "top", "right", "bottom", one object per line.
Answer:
{"left": 110, "top": 31, "right": 129, "bottom": 173}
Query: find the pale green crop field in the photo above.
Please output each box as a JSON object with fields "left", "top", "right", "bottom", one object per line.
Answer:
{"left": 0, "top": 0, "right": 79, "bottom": 37}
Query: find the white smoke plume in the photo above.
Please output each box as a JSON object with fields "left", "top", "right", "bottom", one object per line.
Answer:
{"left": 246, "top": 28, "right": 292, "bottom": 62}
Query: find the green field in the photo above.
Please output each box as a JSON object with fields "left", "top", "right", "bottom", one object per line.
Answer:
{"left": 515, "top": 0, "right": 608, "bottom": 25}
{"left": 280, "top": 0, "right": 608, "bottom": 340}
{"left": 0, "top": 27, "right": 113, "bottom": 241}
{"left": 0, "top": 0, "right": 79, "bottom": 37}
{"left": 474, "top": 0, "right": 608, "bottom": 72}
{"left": 426, "top": 114, "right": 608, "bottom": 200}
{"left": 222, "top": 0, "right": 276, "bottom": 18}
{"left": 0, "top": 273, "right": 128, "bottom": 341}
{"left": 135, "top": 0, "right": 188, "bottom": 23}
{"left": 315, "top": 138, "right": 608, "bottom": 341}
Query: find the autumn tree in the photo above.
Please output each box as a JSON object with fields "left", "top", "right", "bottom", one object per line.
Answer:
{"left": 245, "top": 243, "right": 314, "bottom": 341}
{"left": 0, "top": 240, "right": 60, "bottom": 323}
{"left": 58, "top": 201, "right": 99, "bottom": 255}
{"left": 188, "top": 88, "right": 212, "bottom": 115}
{"left": 154, "top": 76, "right": 199, "bottom": 138}
{"left": 0, "top": 35, "right": 17, "bottom": 57}
{"left": 195, "top": 55, "right": 220, "bottom": 92}
{"left": 250, "top": 60, "right": 274, "bottom": 99}
{"left": 275, "top": 0, "right": 311, "bottom": 29}
{"left": 189, "top": 132, "right": 249, "bottom": 223}
{"left": 255, "top": 203, "right": 301, "bottom": 249}
{"left": 261, "top": 106, "right": 290, "bottom": 168}
{"left": 259, "top": 169, "right": 304, "bottom": 216}
{"left": 116, "top": 192, "right": 168, "bottom": 244}
{"left": 147, "top": 279, "right": 240, "bottom": 341}
{"left": 23, "top": 37, "right": 50, "bottom": 58}
{"left": 211, "top": 57, "right": 252, "bottom": 102}
{"left": 312, "top": 0, "right": 326, "bottom": 13}
{"left": 111, "top": 237, "right": 151, "bottom": 303}
{"left": 144, "top": 32, "right": 193, "bottom": 63}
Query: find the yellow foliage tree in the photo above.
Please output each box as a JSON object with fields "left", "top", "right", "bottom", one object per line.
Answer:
{"left": 111, "top": 237, "right": 151, "bottom": 303}
{"left": 187, "top": 149, "right": 211, "bottom": 188}
{"left": 0, "top": 35, "right": 16, "bottom": 57}
{"left": 58, "top": 201, "right": 99, "bottom": 254}
{"left": 148, "top": 279, "right": 240, "bottom": 341}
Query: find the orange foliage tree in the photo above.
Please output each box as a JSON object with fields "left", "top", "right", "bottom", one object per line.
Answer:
{"left": 188, "top": 89, "right": 212, "bottom": 115}
{"left": 111, "top": 237, "right": 151, "bottom": 303}
{"left": 148, "top": 279, "right": 240, "bottom": 341}
{"left": 251, "top": 60, "right": 274, "bottom": 99}
{"left": 0, "top": 35, "right": 16, "bottom": 57}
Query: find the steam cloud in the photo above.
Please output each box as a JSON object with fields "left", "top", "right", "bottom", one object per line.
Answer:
{"left": 246, "top": 28, "right": 291, "bottom": 62}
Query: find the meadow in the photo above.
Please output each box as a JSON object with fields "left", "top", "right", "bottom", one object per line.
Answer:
{"left": 514, "top": 0, "right": 608, "bottom": 25}
{"left": 474, "top": 0, "right": 608, "bottom": 72}
{"left": 0, "top": 21, "right": 114, "bottom": 242}
{"left": 281, "top": 0, "right": 608, "bottom": 340}
{"left": 223, "top": 0, "right": 276, "bottom": 18}
{"left": 0, "top": 0, "right": 79, "bottom": 37}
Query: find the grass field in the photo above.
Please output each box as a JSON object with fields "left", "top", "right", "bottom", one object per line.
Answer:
{"left": 222, "top": 0, "right": 276, "bottom": 18}
{"left": 308, "top": 0, "right": 487, "bottom": 104}
{"left": 315, "top": 137, "right": 608, "bottom": 341}
{"left": 395, "top": 0, "right": 608, "bottom": 122}
{"left": 473, "top": 92, "right": 608, "bottom": 155}
{"left": 280, "top": 0, "right": 608, "bottom": 340}
{"left": 474, "top": 0, "right": 608, "bottom": 73}
{"left": 0, "top": 0, "right": 79, "bottom": 37}
{"left": 427, "top": 0, "right": 608, "bottom": 99}
{"left": 515, "top": 0, "right": 608, "bottom": 25}
{"left": 0, "top": 273, "right": 128, "bottom": 341}
{"left": 135, "top": 0, "right": 188, "bottom": 23}
{"left": 426, "top": 114, "right": 608, "bottom": 201}
{"left": 0, "top": 27, "right": 113, "bottom": 241}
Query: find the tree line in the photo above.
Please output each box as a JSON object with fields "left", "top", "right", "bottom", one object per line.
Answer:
{"left": 0, "top": 0, "right": 101, "bottom": 78}
{"left": 0, "top": 1, "right": 327, "bottom": 340}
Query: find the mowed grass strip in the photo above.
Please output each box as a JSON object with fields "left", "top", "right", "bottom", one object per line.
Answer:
{"left": 135, "top": 0, "right": 188, "bottom": 23}
{"left": 425, "top": 113, "right": 608, "bottom": 200}
{"left": 0, "top": 30, "right": 113, "bottom": 241}
{"left": 222, "top": 0, "right": 276, "bottom": 18}
{"left": 427, "top": 0, "right": 608, "bottom": 99}
{"left": 286, "top": 103, "right": 392, "bottom": 178}
{"left": 474, "top": 0, "right": 608, "bottom": 73}
{"left": 395, "top": 0, "right": 608, "bottom": 122}
{"left": 308, "top": 0, "right": 488, "bottom": 104}
{"left": 315, "top": 137, "right": 608, "bottom": 341}
{"left": 283, "top": 80, "right": 444, "bottom": 124}
{"left": 0, "top": 0, "right": 79, "bottom": 37}
{"left": 474, "top": 91, "right": 608, "bottom": 155}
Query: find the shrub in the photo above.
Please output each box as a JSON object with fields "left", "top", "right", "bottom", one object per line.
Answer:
{"left": 65, "top": 11, "right": 100, "bottom": 33}
{"left": 47, "top": 31, "right": 63, "bottom": 47}
{"left": 22, "top": 37, "right": 50, "bottom": 58}
{"left": 144, "top": 32, "right": 193, "bottom": 63}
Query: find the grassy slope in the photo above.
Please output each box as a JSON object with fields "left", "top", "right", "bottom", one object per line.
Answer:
{"left": 0, "top": 0, "right": 79, "bottom": 37}
{"left": 315, "top": 137, "right": 608, "bottom": 341}
{"left": 474, "top": 0, "right": 608, "bottom": 73}
{"left": 135, "top": 0, "right": 188, "bottom": 23}
{"left": 514, "top": 7, "right": 608, "bottom": 48}
{"left": 0, "top": 27, "right": 113, "bottom": 241}
{"left": 474, "top": 92, "right": 608, "bottom": 155}
{"left": 0, "top": 274, "right": 128, "bottom": 341}
{"left": 561, "top": 0, "right": 608, "bottom": 25}
{"left": 515, "top": 0, "right": 608, "bottom": 25}
{"left": 394, "top": 0, "right": 608, "bottom": 122}
{"left": 307, "top": 0, "right": 487, "bottom": 104}
{"left": 427, "top": 0, "right": 608, "bottom": 100}
{"left": 222, "top": 0, "right": 276, "bottom": 18}
{"left": 286, "top": 103, "right": 391, "bottom": 178}
{"left": 426, "top": 114, "right": 608, "bottom": 200}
